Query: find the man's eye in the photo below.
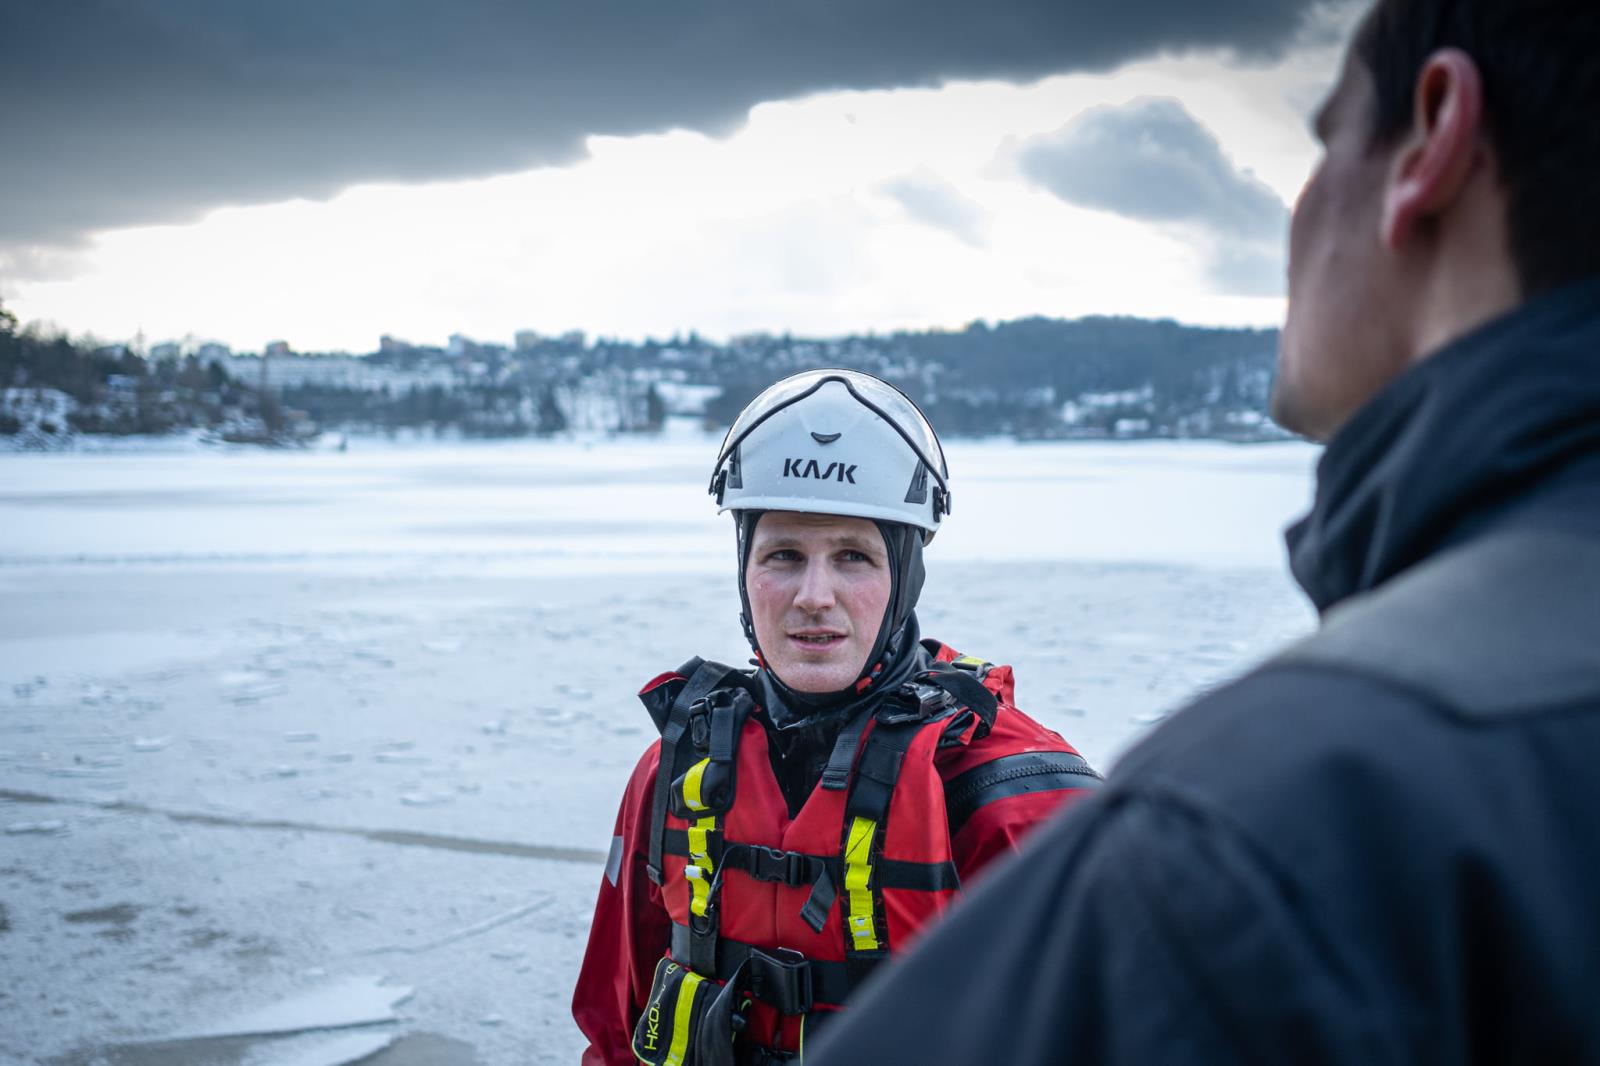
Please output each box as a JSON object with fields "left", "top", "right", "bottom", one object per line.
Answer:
{"left": 840, "top": 550, "right": 871, "bottom": 563}
{"left": 768, "top": 549, "right": 801, "bottom": 563}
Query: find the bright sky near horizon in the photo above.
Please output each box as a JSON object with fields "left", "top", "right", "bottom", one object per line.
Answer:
{"left": 0, "top": 3, "right": 1360, "bottom": 354}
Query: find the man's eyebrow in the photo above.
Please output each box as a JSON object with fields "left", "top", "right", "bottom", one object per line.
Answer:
{"left": 829, "top": 535, "right": 885, "bottom": 554}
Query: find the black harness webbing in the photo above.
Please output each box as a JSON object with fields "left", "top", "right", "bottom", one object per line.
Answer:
{"left": 682, "top": 686, "right": 753, "bottom": 977}
{"left": 660, "top": 832, "right": 960, "bottom": 893}
{"left": 646, "top": 656, "right": 997, "bottom": 1061}
{"left": 711, "top": 841, "right": 837, "bottom": 934}
{"left": 672, "top": 923, "right": 856, "bottom": 1011}
{"left": 838, "top": 717, "right": 922, "bottom": 986}
{"left": 819, "top": 705, "right": 875, "bottom": 792}
{"left": 647, "top": 659, "right": 740, "bottom": 886}
{"left": 921, "top": 667, "right": 998, "bottom": 729}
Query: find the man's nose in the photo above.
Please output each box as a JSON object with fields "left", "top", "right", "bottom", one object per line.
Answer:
{"left": 792, "top": 558, "right": 837, "bottom": 613}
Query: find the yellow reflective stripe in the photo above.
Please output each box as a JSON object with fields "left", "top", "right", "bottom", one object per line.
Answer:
{"left": 664, "top": 971, "right": 704, "bottom": 1066}
{"left": 844, "top": 815, "right": 878, "bottom": 951}
{"left": 681, "top": 758, "right": 711, "bottom": 812}
{"left": 686, "top": 817, "right": 711, "bottom": 860}
{"left": 687, "top": 871, "right": 711, "bottom": 917}
{"left": 954, "top": 655, "right": 986, "bottom": 668}
{"left": 686, "top": 815, "right": 717, "bottom": 918}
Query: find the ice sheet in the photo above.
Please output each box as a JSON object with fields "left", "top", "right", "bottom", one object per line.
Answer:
{"left": 0, "top": 436, "right": 1321, "bottom": 1064}
{"left": 250, "top": 1030, "right": 398, "bottom": 1066}
{"left": 175, "top": 975, "right": 412, "bottom": 1039}
{"left": 0, "top": 436, "right": 1316, "bottom": 574}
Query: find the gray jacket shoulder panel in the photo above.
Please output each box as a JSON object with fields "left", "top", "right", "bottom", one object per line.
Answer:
{"left": 1273, "top": 530, "right": 1600, "bottom": 718}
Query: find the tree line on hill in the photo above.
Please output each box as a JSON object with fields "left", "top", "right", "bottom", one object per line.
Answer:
{"left": 695, "top": 317, "right": 1283, "bottom": 439}
{"left": 0, "top": 300, "right": 266, "bottom": 439}
{"left": 0, "top": 298, "right": 1288, "bottom": 444}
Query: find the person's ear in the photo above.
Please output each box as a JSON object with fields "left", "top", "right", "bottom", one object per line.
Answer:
{"left": 1380, "top": 48, "right": 1485, "bottom": 249}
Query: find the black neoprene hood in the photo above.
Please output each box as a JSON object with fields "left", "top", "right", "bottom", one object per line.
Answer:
{"left": 734, "top": 510, "right": 926, "bottom": 718}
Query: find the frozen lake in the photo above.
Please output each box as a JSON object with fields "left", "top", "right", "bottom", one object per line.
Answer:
{"left": 0, "top": 432, "right": 1320, "bottom": 1064}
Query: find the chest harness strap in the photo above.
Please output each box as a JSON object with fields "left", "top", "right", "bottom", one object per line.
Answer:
{"left": 647, "top": 663, "right": 986, "bottom": 1062}
{"left": 647, "top": 658, "right": 742, "bottom": 888}
{"left": 818, "top": 706, "right": 876, "bottom": 792}
{"left": 679, "top": 686, "right": 752, "bottom": 976}
{"left": 838, "top": 717, "right": 922, "bottom": 985}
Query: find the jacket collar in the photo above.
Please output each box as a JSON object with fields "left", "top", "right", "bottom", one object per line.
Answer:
{"left": 1286, "top": 276, "right": 1600, "bottom": 614}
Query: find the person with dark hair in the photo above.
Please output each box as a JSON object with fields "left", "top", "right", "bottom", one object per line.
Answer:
{"left": 571, "top": 370, "right": 1098, "bottom": 1065}
{"left": 810, "top": 1, "right": 1600, "bottom": 1062}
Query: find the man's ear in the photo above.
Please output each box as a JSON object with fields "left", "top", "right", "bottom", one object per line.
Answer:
{"left": 1380, "top": 48, "right": 1486, "bottom": 249}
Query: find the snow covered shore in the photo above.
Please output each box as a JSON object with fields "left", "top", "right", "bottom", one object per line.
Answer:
{"left": 0, "top": 436, "right": 1318, "bottom": 1064}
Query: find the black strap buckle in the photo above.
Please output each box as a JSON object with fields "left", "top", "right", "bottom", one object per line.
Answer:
{"left": 874, "top": 680, "right": 954, "bottom": 725}
{"left": 689, "top": 699, "right": 713, "bottom": 750}
{"left": 747, "top": 946, "right": 813, "bottom": 1016}
{"left": 913, "top": 681, "right": 954, "bottom": 715}
{"left": 750, "top": 846, "right": 811, "bottom": 885}
{"left": 874, "top": 689, "right": 925, "bottom": 725}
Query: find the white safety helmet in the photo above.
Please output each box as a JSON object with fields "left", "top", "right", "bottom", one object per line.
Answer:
{"left": 709, "top": 369, "right": 951, "bottom": 542}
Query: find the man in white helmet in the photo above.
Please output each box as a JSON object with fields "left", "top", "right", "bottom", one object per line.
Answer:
{"left": 572, "top": 369, "right": 1099, "bottom": 1065}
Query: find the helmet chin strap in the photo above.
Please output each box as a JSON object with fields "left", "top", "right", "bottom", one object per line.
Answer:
{"left": 736, "top": 511, "right": 925, "bottom": 718}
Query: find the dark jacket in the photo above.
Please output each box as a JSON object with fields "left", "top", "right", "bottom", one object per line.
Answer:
{"left": 809, "top": 278, "right": 1600, "bottom": 1066}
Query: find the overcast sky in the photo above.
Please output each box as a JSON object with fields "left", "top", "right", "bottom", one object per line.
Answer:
{"left": 0, "top": 0, "right": 1363, "bottom": 352}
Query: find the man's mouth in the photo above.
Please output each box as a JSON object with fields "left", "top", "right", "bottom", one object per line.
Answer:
{"left": 790, "top": 631, "right": 845, "bottom": 646}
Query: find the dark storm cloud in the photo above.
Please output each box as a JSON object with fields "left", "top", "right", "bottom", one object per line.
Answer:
{"left": 0, "top": 0, "right": 1328, "bottom": 252}
{"left": 880, "top": 170, "right": 988, "bottom": 247}
{"left": 1011, "top": 97, "right": 1289, "bottom": 294}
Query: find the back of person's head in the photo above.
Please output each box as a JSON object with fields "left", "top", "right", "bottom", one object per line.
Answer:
{"left": 1357, "top": 0, "right": 1600, "bottom": 295}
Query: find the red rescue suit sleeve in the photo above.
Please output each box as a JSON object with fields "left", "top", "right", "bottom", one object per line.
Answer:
{"left": 572, "top": 742, "right": 671, "bottom": 1066}
{"left": 941, "top": 702, "right": 1100, "bottom": 884}
{"left": 950, "top": 774, "right": 1091, "bottom": 877}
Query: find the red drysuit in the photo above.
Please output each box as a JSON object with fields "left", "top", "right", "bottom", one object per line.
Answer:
{"left": 573, "top": 643, "right": 1098, "bottom": 1065}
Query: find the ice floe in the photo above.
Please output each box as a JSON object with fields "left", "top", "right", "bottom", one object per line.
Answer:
{"left": 173, "top": 974, "right": 412, "bottom": 1040}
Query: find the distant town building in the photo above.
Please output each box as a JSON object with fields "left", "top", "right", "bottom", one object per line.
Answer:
{"left": 263, "top": 340, "right": 292, "bottom": 359}
{"left": 651, "top": 380, "right": 721, "bottom": 417}
{"left": 224, "top": 354, "right": 456, "bottom": 393}
{"left": 105, "top": 374, "right": 139, "bottom": 406}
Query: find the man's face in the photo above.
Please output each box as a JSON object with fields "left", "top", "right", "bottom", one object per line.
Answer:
{"left": 745, "top": 511, "right": 892, "bottom": 694}
{"left": 1273, "top": 45, "right": 1410, "bottom": 441}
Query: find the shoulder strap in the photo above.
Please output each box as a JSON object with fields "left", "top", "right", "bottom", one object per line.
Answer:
{"left": 819, "top": 661, "right": 992, "bottom": 792}
{"left": 838, "top": 717, "right": 923, "bottom": 985}
{"left": 1273, "top": 529, "right": 1600, "bottom": 718}
{"left": 646, "top": 659, "right": 741, "bottom": 885}
{"left": 819, "top": 706, "right": 876, "bottom": 792}
{"left": 921, "top": 664, "right": 998, "bottom": 734}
